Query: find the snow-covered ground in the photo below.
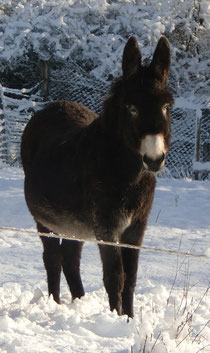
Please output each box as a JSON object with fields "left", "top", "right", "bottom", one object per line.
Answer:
{"left": 0, "top": 0, "right": 210, "bottom": 351}
{"left": 0, "top": 164, "right": 209, "bottom": 353}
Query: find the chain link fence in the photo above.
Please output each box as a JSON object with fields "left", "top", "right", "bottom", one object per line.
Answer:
{"left": 0, "top": 84, "right": 43, "bottom": 165}
{"left": 0, "top": 59, "right": 209, "bottom": 179}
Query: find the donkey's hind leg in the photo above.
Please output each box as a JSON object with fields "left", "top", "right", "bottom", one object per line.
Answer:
{"left": 61, "top": 239, "right": 85, "bottom": 300}
{"left": 37, "top": 222, "right": 62, "bottom": 304}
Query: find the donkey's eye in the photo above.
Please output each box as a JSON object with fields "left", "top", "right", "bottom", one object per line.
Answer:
{"left": 126, "top": 105, "right": 138, "bottom": 119}
{"left": 162, "top": 104, "right": 170, "bottom": 116}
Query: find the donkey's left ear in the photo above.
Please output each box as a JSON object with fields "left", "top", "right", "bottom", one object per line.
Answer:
{"left": 150, "top": 36, "right": 171, "bottom": 84}
{"left": 122, "top": 36, "right": 142, "bottom": 79}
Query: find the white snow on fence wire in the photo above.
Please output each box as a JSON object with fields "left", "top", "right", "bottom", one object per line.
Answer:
{"left": 193, "top": 161, "right": 210, "bottom": 172}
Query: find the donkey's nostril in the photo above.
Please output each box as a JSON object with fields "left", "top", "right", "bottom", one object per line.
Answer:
{"left": 143, "top": 153, "right": 165, "bottom": 172}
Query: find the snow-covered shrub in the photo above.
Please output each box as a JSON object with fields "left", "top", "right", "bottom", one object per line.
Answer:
{"left": 0, "top": 0, "right": 209, "bottom": 102}
{"left": 132, "top": 285, "right": 210, "bottom": 353}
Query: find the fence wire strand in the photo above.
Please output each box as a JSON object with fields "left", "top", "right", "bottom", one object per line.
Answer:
{"left": 0, "top": 225, "right": 208, "bottom": 260}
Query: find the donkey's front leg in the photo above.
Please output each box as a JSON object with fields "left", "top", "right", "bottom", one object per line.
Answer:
{"left": 121, "top": 247, "right": 139, "bottom": 318}
{"left": 121, "top": 221, "right": 146, "bottom": 318}
{"left": 98, "top": 243, "right": 124, "bottom": 315}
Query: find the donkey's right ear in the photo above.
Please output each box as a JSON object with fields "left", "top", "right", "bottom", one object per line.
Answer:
{"left": 150, "top": 36, "right": 171, "bottom": 84}
{"left": 122, "top": 36, "right": 142, "bottom": 79}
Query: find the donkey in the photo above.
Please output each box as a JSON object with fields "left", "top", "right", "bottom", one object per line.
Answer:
{"left": 21, "top": 36, "right": 174, "bottom": 318}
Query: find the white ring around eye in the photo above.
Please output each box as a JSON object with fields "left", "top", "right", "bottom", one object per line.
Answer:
{"left": 162, "top": 104, "right": 169, "bottom": 117}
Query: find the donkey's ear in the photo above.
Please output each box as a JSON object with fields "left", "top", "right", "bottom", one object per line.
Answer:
{"left": 150, "top": 36, "right": 171, "bottom": 84}
{"left": 122, "top": 36, "right": 142, "bottom": 79}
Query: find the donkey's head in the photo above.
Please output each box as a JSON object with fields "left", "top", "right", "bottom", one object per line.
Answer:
{"left": 115, "top": 36, "right": 174, "bottom": 173}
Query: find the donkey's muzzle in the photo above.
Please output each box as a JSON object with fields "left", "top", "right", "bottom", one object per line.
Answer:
{"left": 143, "top": 153, "right": 165, "bottom": 172}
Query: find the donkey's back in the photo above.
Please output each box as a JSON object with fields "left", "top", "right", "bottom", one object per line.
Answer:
{"left": 21, "top": 100, "right": 97, "bottom": 170}
{"left": 21, "top": 100, "right": 100, "bottom": 236}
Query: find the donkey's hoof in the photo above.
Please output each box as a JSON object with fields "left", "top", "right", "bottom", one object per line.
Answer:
{"left": 110, "top": 303, "right": 123, "bottom": 316}
{"left": 52, "top": 295, "right": 61, "bottom": 304}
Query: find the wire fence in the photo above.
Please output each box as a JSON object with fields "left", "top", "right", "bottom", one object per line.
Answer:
{"left": 0, "top": 225, "right": 209, "bottom": 260}
{"left": 0, "top": 83, "right": 43, "bottom": 165}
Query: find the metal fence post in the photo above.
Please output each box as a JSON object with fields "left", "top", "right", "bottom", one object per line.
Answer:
{"left": 194, "top": 109, "right": 202, "bottom": 180}
{"left": 40, "top": 59, "right": 50, "bottom": 99}
{"left": 0, "top": 86, "right": 8, "bottom": 163}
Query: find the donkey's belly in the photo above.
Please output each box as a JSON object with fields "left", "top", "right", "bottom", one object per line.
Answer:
{"left": 36, "top": 208, "right": 133, "bottom": 242}
{"left": 35, "top": 206, "right": 96, "bottom": 241}
{"left": 25, "top": 176, "right": 134, "bottom": 242}
{"left": 28, "top": 196, "right": 133, "bottom": 242}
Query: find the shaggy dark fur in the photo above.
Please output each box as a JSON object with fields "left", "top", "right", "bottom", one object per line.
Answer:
{"left": 21, "top": 36, "right": 174, "bottom": 318}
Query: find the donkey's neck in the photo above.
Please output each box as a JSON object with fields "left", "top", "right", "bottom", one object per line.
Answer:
{"left": 86, "top": 114, "right": 144, "bottom": 186}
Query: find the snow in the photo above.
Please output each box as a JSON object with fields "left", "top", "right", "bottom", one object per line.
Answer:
{"left": 0, "top": 1, "right": 210, "bottom": 350}
{"left": 1, "top": 0, "right": 210, "bottom": 103}
{"left": 201, "top": 0, "right": 210, "bottom": 30}
{"left": 0, "top": 163, "right": 209, "bottom": 352}
{"left": 193, "top": 161, "right": 210, "bottom": 172}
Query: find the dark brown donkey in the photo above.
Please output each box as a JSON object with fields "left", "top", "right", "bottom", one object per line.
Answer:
{"left": 21, "top": 36, "right": 174, "bottom": 318}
